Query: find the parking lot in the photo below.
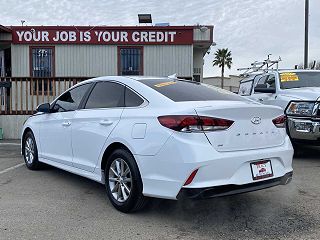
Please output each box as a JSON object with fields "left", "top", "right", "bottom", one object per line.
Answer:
{"left": 0, "top": 141, "right": 319, "bottom": 240}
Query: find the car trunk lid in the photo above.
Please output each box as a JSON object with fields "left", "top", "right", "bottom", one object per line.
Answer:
{"left": 193, "top": 101, "right": 286, "bottom": 152}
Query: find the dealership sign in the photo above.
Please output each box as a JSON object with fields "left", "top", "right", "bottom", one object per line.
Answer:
{"left": 11, "top": 26, "right": 194, "bottom": 45}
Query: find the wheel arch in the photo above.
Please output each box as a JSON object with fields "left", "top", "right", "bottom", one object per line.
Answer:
{"left": 100, "top": 142, "right": 133, "bottom": 172}
{"left": 21, "top": 127, "right": 33, "bottom": 155}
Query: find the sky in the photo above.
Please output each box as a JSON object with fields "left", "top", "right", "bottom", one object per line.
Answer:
{"left": 1, "top": 0, "right": 319, "bottom": 77}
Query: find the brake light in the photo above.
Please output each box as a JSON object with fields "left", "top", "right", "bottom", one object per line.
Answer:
{"left": 158, "top": 115, "right": 234, "bottom": 132}
{"left": 272, "top": 115, "right": 286, "bottom": 128}
{"left": 184, "top": 169, "right": 199, "bottom": 186}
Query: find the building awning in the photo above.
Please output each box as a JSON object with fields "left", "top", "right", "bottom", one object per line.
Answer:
{"left": 0, "top": 25, "right": 12, "bottom": 33}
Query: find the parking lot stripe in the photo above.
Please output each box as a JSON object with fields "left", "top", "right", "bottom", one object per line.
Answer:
{"left": 0, "top": 143, "right": 21, "bottom": 146}
{"left": 0, "top": 163, "right": 25, "bottom": 175}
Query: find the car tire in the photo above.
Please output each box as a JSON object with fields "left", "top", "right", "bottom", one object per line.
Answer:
{"left": 105, "top": 148, "right": 148, "bottom": 213}
{"left": 291, "top": 141, "right": 301, "bottom": 157}
{"left": 23, "top": 131, "right": 42, "bottom": 170}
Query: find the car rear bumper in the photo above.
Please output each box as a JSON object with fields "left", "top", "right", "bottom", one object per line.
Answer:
{"left": 287, "top": 118, "right": 320, "bottom": 142}
{"left": 136, "top": 133, "right": 293, "bottom": 200}
{"left": 177, "top": 171, "right": 293, "bottom": 199}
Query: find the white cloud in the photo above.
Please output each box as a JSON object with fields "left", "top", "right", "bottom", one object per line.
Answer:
{"left": 1, "top": 0, "right": 319, "bottom": 77}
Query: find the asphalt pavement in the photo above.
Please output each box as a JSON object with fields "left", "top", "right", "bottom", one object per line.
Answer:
{"left": 0, "top": 141, "right": 319, "bottom": 240}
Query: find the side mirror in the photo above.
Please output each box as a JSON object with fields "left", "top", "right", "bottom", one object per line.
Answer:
{"left": 254, "top": 84, "right": 276, "bottom": 94}
{"left": 36, "top": 103, "right": 51, "bottom": 113}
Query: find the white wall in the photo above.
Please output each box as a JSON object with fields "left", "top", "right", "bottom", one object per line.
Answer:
{"left": 193, "top": 48, "right": 205, "bottom": 81}
{"left": 193, "top": 28, "right": 212, "bottom": 41}
{"left": 143, "top": 45, "right": 193, "bottom": 77}
{"left": 0, "top": 115, "right": 29, "bottom": 139}
{"left": 11, "top": 44, "right": 194, "bottom": 78}
{"left": 203, "top": 75, "right": 241, "bottom": 92}
{"left": 55, "top": 45, "right": 118, "bottom": 77}
{"left": 11, "top": 44, "right": 30, "bottom": 77}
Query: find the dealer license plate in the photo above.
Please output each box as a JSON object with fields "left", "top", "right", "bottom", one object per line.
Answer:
{"left": 250, "top": 160, "right": 273, "bottom": 180}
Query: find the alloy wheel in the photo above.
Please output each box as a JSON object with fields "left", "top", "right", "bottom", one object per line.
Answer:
{"left": 108, "top": 158, "right": 132, "bottom": 203}
{"left": 24, "top": 137, "right": 35, "bottom": 164}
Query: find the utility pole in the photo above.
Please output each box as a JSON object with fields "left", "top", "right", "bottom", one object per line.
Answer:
{"left": 304, "top": 0, "right": 309, "bottom": 69}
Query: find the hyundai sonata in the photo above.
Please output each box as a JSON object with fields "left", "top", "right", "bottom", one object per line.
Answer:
{"left": 21, "top": 76, "right": 293, "bottom": 212}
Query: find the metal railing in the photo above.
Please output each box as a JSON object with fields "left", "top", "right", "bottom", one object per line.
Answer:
{"left": 0, "top": 77, "right": 88, "bottom": 115}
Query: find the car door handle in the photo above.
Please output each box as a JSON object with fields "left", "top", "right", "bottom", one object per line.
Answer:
{"left": 62, "top": 121, "right": 71, "bottom": 127}
{"left": 258, "top": 98, "right": 264, "bottom": 102}
{"left": 99, "top": 120, "right": 113, "bottom": 126}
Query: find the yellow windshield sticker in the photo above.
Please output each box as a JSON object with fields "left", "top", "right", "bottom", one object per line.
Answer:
{"left": 154, "top": 81, "right": 177, "bottom": 88}
{"left": 280, "top": 72, "right": 299, "bottom": 82}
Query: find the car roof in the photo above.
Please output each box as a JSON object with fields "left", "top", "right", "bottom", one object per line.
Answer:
{"left": 126, "top": 76, "right": 173, "bottom": 81}
{"left": 277, "top": 69, "right": 320, "bottom": 73}
{"left": 240, "top": 69, "right": 320, "bottom": 82}
{"left": 78, "top": 76, "right": 174, "bottom": 84}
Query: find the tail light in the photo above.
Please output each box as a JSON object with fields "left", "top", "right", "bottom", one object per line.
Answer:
{"left": 184, "top": 169, "right": 199, "bottom": 186}
{"left": 272, "top": 115, "right": 286, "bottom": 128}
{"left": 158, "top": 115, "right": 234, "bottom": 132}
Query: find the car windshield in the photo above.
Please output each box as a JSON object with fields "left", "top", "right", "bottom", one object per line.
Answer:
{"left": 280, "top": 71, "right": 320, "bottom": 89}
{"left": 139, "top": 79, "right": 248, "bottom": 102}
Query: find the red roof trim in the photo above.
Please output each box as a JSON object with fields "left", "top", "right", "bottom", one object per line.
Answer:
{"left": 0, "top": 25, "right": 12, "bottom": 33}
{"left": 10, "top": 25, "right": 199, "bottom": 31}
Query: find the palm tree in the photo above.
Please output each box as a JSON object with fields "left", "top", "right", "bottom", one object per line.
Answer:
{"left": 212, "top": 48, "right": 232, "bottom": 89}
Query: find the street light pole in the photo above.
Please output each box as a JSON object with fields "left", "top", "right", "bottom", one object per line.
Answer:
{"left": 304, "top": 0, "right": 309, "bottom": 69}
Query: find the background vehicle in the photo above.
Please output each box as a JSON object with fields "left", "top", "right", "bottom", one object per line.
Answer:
{"left": 239, "top": 70, "right": 320, "bottom": 145}
{"left": 22, "top": 76, "right": 293, "bottom": 213}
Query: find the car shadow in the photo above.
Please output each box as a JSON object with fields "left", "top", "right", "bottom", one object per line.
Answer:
{"left": 142, "top": 191, "right": 317, "bottom": 239}
{"left": 39, "top": 165, "right": 318, "bottom": 239}
{"left": 293, "top": 145, "right": 320, "bottom": 161}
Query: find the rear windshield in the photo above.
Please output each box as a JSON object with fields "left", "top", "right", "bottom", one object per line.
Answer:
{"left": 280, "top": 71, "right": 320, "bottom": 89}
{"left": 140, "top": 79, "right": 247, "bottom": 102}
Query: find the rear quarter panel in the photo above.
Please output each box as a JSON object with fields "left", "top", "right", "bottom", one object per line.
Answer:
{"left": 106, "top": 106, "right": 196, "bottom": 156}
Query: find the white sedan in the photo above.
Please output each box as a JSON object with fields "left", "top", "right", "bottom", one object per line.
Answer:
{"left": 21, "top": 76, "right": 294, "bottom": 212}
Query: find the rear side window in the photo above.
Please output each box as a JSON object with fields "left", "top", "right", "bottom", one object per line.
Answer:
{"left": 125, "top": 88, "right": 144, "bottom": 107}
{"left": 255, "top": 75, "right": 276, "bottom": 90}
{"left": 140, "top": 79, "right": 246, "bottom": 102}
{"left": 85, "top": 82, "right": 125, "bottom": 109}
{"left": 256, "top": 75, "right": 268, "bottom": 86}
{"left": 239, "top": 80, "right": 254, "bottom": 96}
{"left": 54, "top": 84, "right": 91, "bottom": 112}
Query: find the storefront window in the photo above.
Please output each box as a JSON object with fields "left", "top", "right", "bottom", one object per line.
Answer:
{"left": 119, "top": 47, "right": 143, "bottom": 75}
